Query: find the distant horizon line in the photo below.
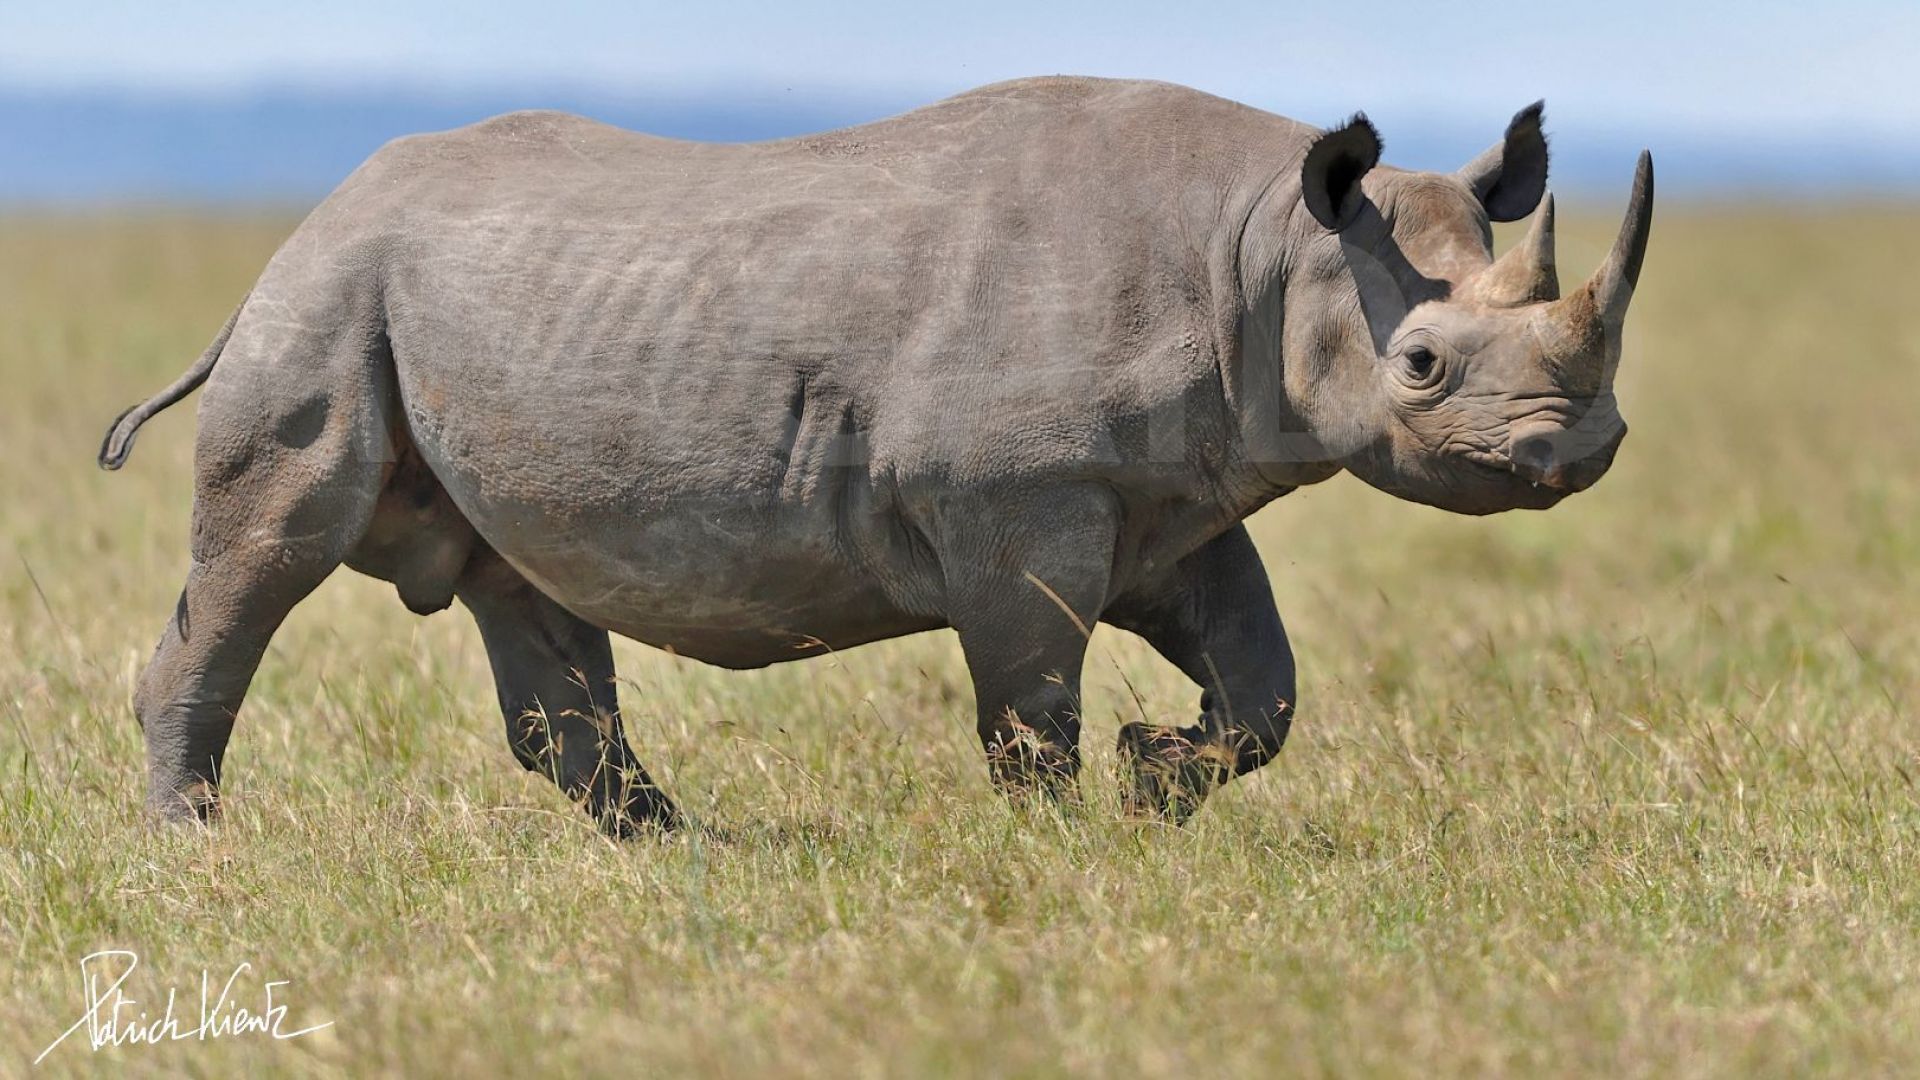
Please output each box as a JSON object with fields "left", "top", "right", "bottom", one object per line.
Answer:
{"left": 5, "top": 80, "right": 1918, "bottom": 201}
{"left": 5, "top": 74, "right": 1914, "bottom": 143}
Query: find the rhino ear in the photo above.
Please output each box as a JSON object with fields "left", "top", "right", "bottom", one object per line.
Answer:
{"left": 1302, "top": 114, "right": 1381, "bottom": 230}
{"left": 1458, "top": 101, "right": 1549, "bottom": 222}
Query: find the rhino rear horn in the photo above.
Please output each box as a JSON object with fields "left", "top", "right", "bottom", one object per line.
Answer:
{"left": 1458, "top": 101, "right": 1549, "bottom": 223}
{"left": 1476, "top": 192, "right": 1559, "bottom": 305}
{"left": 1587, "top": 151, "right": 1655, "bottom": 326}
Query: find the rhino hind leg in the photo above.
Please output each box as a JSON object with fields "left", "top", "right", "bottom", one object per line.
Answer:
{"left": 456, "top": 550, "right": 680, "bottom": 835}
{"left": 137, "top": 378, "right": 389, "bottom": 824}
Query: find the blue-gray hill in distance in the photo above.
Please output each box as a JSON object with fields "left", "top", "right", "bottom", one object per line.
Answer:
{"left": 5, "top": 82, "right": 1919, "bottom": 203}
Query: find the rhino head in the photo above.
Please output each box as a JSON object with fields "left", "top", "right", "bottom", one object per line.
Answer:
{"left": 1275, "top": 103, "right": 1653, "bottom": 515}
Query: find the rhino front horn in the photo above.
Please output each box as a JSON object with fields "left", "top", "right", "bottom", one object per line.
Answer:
{"left": 1588, "top": 151, "right": 1654, "bottom": 325}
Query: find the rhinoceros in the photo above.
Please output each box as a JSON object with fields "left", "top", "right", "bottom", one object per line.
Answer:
{"left": 101, "top": 76, "right": 1652, "bottom": 833}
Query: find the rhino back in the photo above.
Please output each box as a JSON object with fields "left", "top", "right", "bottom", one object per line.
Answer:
{"left": 349, "top": 77, "right": 1300, "bottom": 485}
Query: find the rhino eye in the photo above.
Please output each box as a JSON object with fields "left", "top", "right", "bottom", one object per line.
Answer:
{"left": 1404, "top": 345, "right": 1439, "bottom": 381}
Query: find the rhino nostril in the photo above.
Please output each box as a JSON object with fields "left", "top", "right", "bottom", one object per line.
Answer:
{"left": 1511, "top": 433, "right": 1557, "bottom": 476}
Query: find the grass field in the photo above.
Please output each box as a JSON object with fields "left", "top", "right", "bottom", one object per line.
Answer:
{"left": 3, "top": 206, "right": 1918, "bottom": 1077}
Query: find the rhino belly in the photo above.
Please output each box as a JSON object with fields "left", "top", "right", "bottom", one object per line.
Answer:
{"left": 463, "top": 491, "right": 945, "bottom": 670}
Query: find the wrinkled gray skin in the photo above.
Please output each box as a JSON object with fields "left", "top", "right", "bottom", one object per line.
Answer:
{"left": 101, "top": 77, "right": 1653, "bottom": 832}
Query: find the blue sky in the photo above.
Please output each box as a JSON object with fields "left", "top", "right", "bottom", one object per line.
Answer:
{"left": 6, "top": 0, "right": 1914, "bottom": 133}
{"left": 3, "top": 1, "right": 1917, "bottom": 198}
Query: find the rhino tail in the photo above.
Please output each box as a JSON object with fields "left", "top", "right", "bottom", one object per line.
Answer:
{"left": 98, "top": 294, "right": 248, "bottom": 470}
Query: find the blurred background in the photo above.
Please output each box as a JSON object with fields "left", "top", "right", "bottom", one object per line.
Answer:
{"left": 7, "top": 6, "right": 1920, "bottom": 1074}
{"left": 4, "top": 0, "right": 1918, "bottom": 203}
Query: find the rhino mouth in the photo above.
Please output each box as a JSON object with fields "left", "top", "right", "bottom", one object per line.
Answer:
{"left": 1456, "top": 422, "right": 1624, "bottom": 505}
{"left": 1454, "top": 451, "right": 1572, "bottom": 508}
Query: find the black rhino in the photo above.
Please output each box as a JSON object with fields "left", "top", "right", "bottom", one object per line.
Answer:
{"left": 101, "top": 77, "right": 1652, "bottom": 832}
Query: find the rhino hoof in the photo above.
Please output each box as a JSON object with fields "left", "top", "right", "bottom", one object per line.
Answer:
{"left": 145, "top": 779, "right": 220, "bottom": 828}
{"left": 594, "top": 784, "right": 683, "bottom": 838}
{"left": 985, "top": 739, "right": 1082, "bottom": 805}
{"left": 1116, "top": 722, "right": 1229, "bottom": 823}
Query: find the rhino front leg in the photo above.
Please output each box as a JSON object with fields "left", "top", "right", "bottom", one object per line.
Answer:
{"left": 457, "top": 552, "right": 679, "bottom": 836}
{"left": 1104, "top": 523, "right": 1296, "bottom": 821}
{"left": 942, "top": 487, "right": 1118, "bottom": 801}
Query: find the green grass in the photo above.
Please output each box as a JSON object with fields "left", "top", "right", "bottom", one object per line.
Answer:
{"left": 3, "top": 206, "right": 1918, "bottom": 1077}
